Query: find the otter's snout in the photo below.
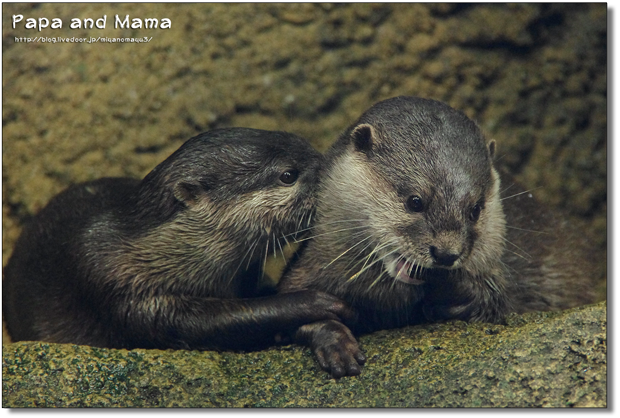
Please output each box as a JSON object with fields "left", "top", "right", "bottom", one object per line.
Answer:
{"left": 428, "top": 230, "right": 464, "bottom": 267}
{"left": 429, "top": 246, "right": 460, "bottom": 267}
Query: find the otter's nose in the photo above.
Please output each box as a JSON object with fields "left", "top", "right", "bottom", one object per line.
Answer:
{"left": 430, "top": 246, "right": 460, "bottom": 267}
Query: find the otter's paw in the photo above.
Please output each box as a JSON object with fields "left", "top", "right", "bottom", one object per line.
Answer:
{"left": 296, "top": 320, "right": 366, "bottom": 378}
{"left": 423, "top": 300, "right": 505, "bottom": 324}
{"left": 423, "top": 301, "right": 472, "bottom": 322}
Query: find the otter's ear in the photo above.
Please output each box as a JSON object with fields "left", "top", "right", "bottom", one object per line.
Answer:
{"left": 173, "top": 181, "right": 209, "bottom": 207}
{"left": 351, "top": 123, "right": 376, "bottom": 154}
{"left": 487, "top": 139, "right": 496, "bottom": 159}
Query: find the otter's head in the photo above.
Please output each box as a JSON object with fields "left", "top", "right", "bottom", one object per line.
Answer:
{"left": 134, "top": 128, "right": 323, "bottom": 272}
{"left": 323, "top": 96, "right": 505, "bottom": 289}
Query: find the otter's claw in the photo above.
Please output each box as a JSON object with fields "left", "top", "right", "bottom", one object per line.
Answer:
{"left": 295, "top": 320, "right": 366, "bottom": 378}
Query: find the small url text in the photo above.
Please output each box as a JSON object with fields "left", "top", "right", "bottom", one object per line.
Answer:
{"left": 14, "top": 36, "right": 153, "bottom": 43}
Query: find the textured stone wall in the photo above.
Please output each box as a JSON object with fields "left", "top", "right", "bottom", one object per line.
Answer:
{"left": 3, "top": 3, "right": 607, "bottom": 265}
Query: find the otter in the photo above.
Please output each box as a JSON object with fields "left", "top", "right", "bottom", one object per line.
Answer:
{"left": 3, "top": 128, "right": 356, "bottom": 351}
{"left": 278, "top": 96, "right": 602, "bottom": 378}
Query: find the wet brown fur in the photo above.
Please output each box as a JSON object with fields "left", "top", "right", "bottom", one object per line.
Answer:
{"left": 3, "top": 128, "right": 355, "bottom": 350}
{"left": 278, "top": 96, "right": 603, "bottom": 378}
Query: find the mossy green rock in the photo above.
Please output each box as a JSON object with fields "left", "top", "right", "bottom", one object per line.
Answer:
{"left": 3, "top": 302, "right": 606, "bottom": 408}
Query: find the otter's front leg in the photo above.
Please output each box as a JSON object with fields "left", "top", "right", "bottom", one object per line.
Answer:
{"left": 422, "top": 273, "right": 511, "bottom": 324}
{"left": 116, "top": 290, "right": 356, "bottom": 351}
{"left": 293, "top": 320, "right": 366, "bottom": 378}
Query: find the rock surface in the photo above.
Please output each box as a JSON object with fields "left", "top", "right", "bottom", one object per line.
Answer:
{"left": 2, "top": 3, "right": 607, "bottom": 262}
{"left": 2, "top": 302, "right": 606, "bottom": 407}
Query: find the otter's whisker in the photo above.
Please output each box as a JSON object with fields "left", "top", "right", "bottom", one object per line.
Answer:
{"left": 392, "top": 253, "right": 406, "bottom": 273}
{"left": 325, "top": 234, "right": 374, "bottom": 268}
{"left": 229, "top": 240, "right": 258, "bottom": 286}
{"left": 368, "top": 246, "right": 404, "bottom": 289}
{"left": 368, "top": 274, "right": 384, "bottom": 289}
{"left": 245, "top": 238, "right": 260, "bottom": 269}
{"left": 407, "top": 258, "right": 416, "bottom": 278}
{"left": 319, "top": 218, "right": 369, "bottom": 226}
{"left": 294, "top": 225, "right": 369, "bottom": 243}
{"left": 298, "top": 211, "right": 305, "bottom": 230}
{"left": 287, "top": 217, "right": 370, "bottom": 241}
{"left": 415, "top": 261, "right": 422, "bottom": 278}
{"left": 502, "top": 247, "right": 531, "bottom": 263}
{"left": 500, "top": 182, "right": 517, "bottom": 195}
{"left": 342, "top": 234, "right": 376, "bottom": 272}
{"left": 505, "top": 225, "right": 548, "bottom": 234}
{"left": 389, "top": 274, "right": 399, "bottom": 291}
{"left": 501, "top": 187, "right": 542, "bottom": 201}
{"left": 295, "top": 212, "right": 305, "bottom": 236}
{"left": 358, "top": 240, "right": 389, "bottom": 272}
{"left": 282, "top": 225, "right": 315, "bottom": 240}
{"left": 498, "top": 258, "right": 518, "bottom": 277}
{"left": 324, "top": 227, "right": 370, "bottom": 249}
{"left": 484, "top": 277, "right": 502, "bottom": 294}
{"left": 262, "top": 236, "right": 270, "bottom": 275}
{"left": 344, "top": 238, "right": 398, "bottom": 274}
{"left": 276, "top": 236, "right": 285, "bottom": 259}
{"left": 347, "top": 248, "right": 377, "bottom": 282}
{"left": 295, "top": 225, "right": 366, "bottom": 242}
{"left": 282, "top": 218, "right": 367, "bottom": 239}
{"left": 493, "top": 152, "right": 508, "bottom": 164}
{"left": 281, "top": 232, "right": 291, "bottom": 247}
{"left": 501, "top": 236, "right": 533, "bottom": 260}
{"left": 348, "top": 240, "right": 397, "bottom": 282}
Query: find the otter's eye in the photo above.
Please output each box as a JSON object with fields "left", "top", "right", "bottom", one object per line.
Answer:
{"left": 279, "top": 169, "right": 299, "bottom": 186}
{"left": 470, "top": 203, "right": 482, "bottom": 222}
{"left": 406, "top": 195, "right": 425, "bottom": 213}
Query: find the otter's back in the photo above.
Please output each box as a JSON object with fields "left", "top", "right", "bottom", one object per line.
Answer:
{"left": 3, "top": 178, "right": 139, "bottom": 343}
{"left": 499, "top": 171, "right": 603, "bottom": 311}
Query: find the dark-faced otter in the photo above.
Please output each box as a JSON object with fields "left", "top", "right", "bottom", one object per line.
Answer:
{"left": 278, "top": 96, "right": 602, "bottom": 378}
{"left": 3, "top": 128, "right": 356, "bottom": 350}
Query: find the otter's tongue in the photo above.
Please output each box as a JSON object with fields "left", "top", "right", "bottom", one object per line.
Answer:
{"left": 395, "top": 259, "right": 425, "bottom": 285}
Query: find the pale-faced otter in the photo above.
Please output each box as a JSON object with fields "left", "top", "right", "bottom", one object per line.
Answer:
{"left": 279, "top": 96, "right": 602, "bottom": 378}
{"left": 3, "top": 128, "right": 355, "bottom": 350}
